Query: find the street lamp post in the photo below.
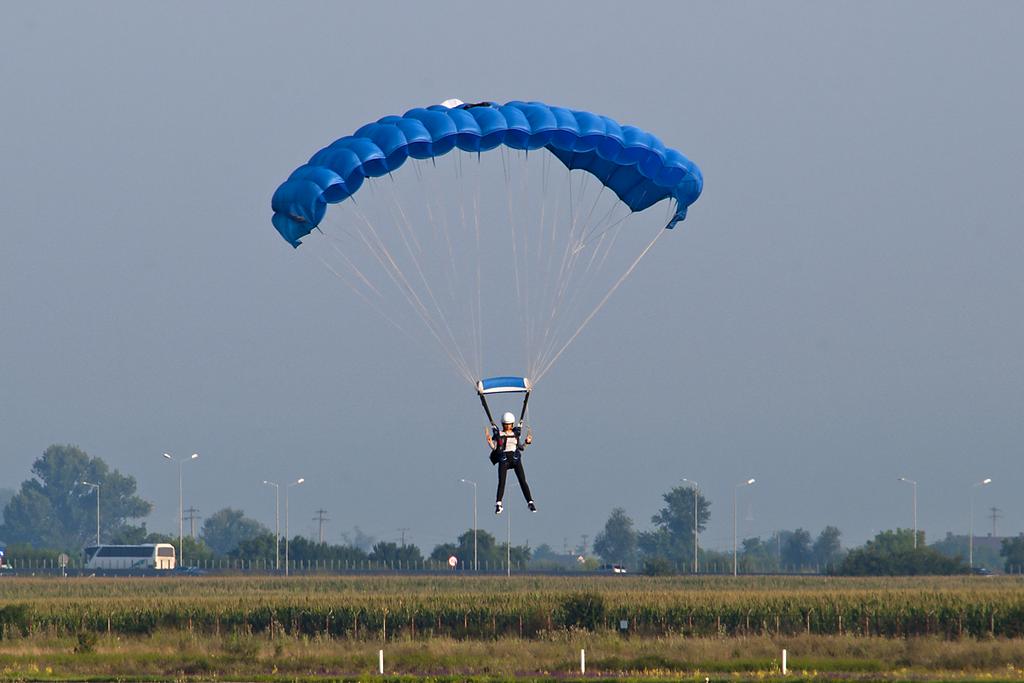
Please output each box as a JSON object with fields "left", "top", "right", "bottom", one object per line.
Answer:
{"left": 285, "top": 478, "right": 305, "bottom": 576}
{"left": 682, "top": 478, "right": 700, "bottom": 574}
{"left": 733, "top": 478, "right": 756, "bottom": 577}
{"left": 80, "top": 481, "right": 101, "bottom": 545}
{"left": 162, "top": 453, "right": 199, "bottom": 568}
{"left": 969, "top": 477, "right": 993, "bottom": 569}
{"left": 263, "top": 481, "right": 281, "bottom": 571}
{"left": 898, "top": 477, "right": 918, "bottom": 548}
{"left": 460, "top": 479, "right": 478, "bottom": 571}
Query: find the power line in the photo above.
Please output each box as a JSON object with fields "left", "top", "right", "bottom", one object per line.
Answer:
{"left": 183, "top": 507, "right": 201, "bottom": 539}
{"left": 313, "top": 509, "right": 329, "bottom": 544}
{"left": 989, "top": 506, "right": 1003, "bottom": 537}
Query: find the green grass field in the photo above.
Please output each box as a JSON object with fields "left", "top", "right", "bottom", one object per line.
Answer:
{"left": 2, "top": 575, "right": 1024, "bottom": 681}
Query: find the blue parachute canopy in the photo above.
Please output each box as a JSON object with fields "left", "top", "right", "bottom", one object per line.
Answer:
{"left": 271, "top": 100, "right": 703, "bottom": 247}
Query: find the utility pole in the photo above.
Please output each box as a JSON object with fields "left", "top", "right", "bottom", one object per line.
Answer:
{"left": 184, "top": 507, "right": 201, "bottom": 538}
{"left": 580, "top": 534, "right": 589, "bottom": 555}
{"left": 990, "top": 507, "right": 1003, "bottom": 537}
{"left": 313, "top": 509, "right": 329, "bottom": 543}
{"left": 398, "top": 527, "right": 410, "bottom": 547}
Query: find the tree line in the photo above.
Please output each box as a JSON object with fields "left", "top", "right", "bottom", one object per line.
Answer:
{"left": 589, "top": 485, "right": 1014, "bottom": 575}
{"left": 1, "top": 444, "right": 1016, "bottom": 575}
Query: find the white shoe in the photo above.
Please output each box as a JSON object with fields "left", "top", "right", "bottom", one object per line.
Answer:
{"left": 495, "top": 501, "right": 503, "bottom": 515}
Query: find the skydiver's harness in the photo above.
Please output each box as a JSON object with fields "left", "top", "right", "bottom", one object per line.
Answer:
{"left": 490, "top": 427, "right": 525, "bottom": 465}
{"left": 477, "top": 377, "right": 531, "bottom": 466}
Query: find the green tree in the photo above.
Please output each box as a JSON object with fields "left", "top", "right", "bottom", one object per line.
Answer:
{"left": 430, "top": 543, "right": 459, "bottom": 563}
{"left": 836, "top": 529, "right": 966, "bottom": 576}
{"left": 931, "top": 532, "right": 1001, "bottom": 569}
{"left": 739, "top": 536, "right": 780, "bottom": 572}
{"left": 429, "top": 529, "right": 529, "bottom": 569}
{"left": 232, "top": 532, "right": 278, "bottom": 564}
{"left": 637, "top": 485, "right": 710, "bottom": 567}
{"left": 813, "top": 526, "right": 843, "bottom": 569}
{"left": 593, "top": 507, "right": 637, "bottom": 566}
{"left": 109, "top": 524, "right": 150, "bottom": 544}
{"left": 501, "top": 541, "right": 531, "bottom": 566}
{"left": 368, "top": 541, "right": 423, "bottom": 565}
{"left": 1000, "top": 536, "right": 1024, "bottom": 573}
{"left": 0, "top": 445, "right": 151, "bottom": 550}
{"left": 0, "top": 488, "right": 14, "bottom": 524}
{"left": 200, "top": 508, "right": 270, "bottom": 555}
{"left": 270, "top": 536, "right": 368, "bottom": 568}
{"left": 431, "top": 529, "right": 497, "bottom": 567}
{"left": 781, "top": 528, "right": 813, "bottom": 570}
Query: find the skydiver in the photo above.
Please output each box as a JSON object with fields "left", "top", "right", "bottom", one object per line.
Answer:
{"left": 487, "top": 412, "right": 536, "bottom": 515}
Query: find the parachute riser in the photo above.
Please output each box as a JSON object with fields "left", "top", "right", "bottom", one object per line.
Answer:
{"left": 479, "top": 393, "right": 497, "bottom": 428}
{"left": 518, "top": 390, "right": 530, "bottom": 428}
{"left": 477, "top": 390, "right": 530, "bottom": 430}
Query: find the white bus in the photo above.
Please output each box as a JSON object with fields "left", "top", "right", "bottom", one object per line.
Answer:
{"left": 83, "top": 544, "right": 176, "bottom": 570}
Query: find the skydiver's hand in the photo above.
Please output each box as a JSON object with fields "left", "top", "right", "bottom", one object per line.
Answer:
{"left": 525, "top": 432, "right": 533, "bottom": 445}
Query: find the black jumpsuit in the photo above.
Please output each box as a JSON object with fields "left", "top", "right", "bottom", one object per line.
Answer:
{"left": 492, "top": 426, "right": 534, "bottom": 503}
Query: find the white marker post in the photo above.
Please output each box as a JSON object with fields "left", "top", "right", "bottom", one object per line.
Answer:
{"left": 581, "top": 649, "right": 586, "bottom": 674}
{"left": 782, "top": 648, "right": 788, "bottom": 675}
{"left": 379, "top": 649, "right": 384, "bottom": 674}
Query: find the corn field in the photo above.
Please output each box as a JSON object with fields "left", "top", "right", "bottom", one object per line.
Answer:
{"left": 2, "top": 575, "right": 1022, "bottom": 640}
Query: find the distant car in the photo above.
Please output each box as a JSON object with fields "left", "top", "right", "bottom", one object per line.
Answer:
{"left": 175, "top": 566, "right": 207, "bottom": 576}
{"left": 971, "top": 566, "right": 993, "bottom": 576}
{"left": 598, "top": 564, "right": 628, "bottom": 574}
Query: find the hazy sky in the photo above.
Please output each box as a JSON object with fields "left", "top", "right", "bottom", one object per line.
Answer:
{"left": 2, "top": 2, "right": 1022, "bottom": 554}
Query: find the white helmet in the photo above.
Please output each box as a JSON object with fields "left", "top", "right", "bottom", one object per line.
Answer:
{"left": 502, "top": 412, "right": 516, "bottom": 425}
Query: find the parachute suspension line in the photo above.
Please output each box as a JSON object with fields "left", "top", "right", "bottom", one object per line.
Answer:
{"left": 347, "top": 198, "right": 476, "bottom": 384}
{"left": 434, "top": 153, "right": 481, "bottom": 379}
{"left": 320, "top": 228, "right": 387, "bottom": 299}
{"left": 504, "top": 152, "right": 527, "bottom": 374}
{"left": 472, "top": 169, "right": 484, "bottom": 382}
{"left": 405, "top": 158, "right": 468, "bottom": 372}
{"left": 319, "top": 212, "right": 474, "bottom": 384}
{"left": 536, "top": 155, "right": 567, "bottom": 379}
{"left": 528, "top": 150, "right": 554, "bottom": 378}
{"left": 539, "top": 165, "right": 640, "bottom": 337}
{"left": 548, "top": 202, "right": 642, "bottom": 370}
{"left": 382, "top": 181, "right": 466, "bottom": 374}
{"left": 349, "top": 211, "right": 474, "bottom": 383}
{"left": 534, "top": 225, "right": 666, "bottom": 383}
{"left": 457, "top": 150, "right": 483, "bottom": 379}
{"left": 572, "top": 206, "right": 634, "bottom": 255}
{"left": 533, "top": 207, "right": 629, "bottom": 375}
{"left": 387, "top": 160, "right": 481, "bottom": 383}
{"left": 517, "top": 150, "right": 534, "bottom": 373}
{"left": 313, "top": 250, "right": 413, "bottom": 341}
{"left": 534, "top": 167, "right": 594, "bottom": 363}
